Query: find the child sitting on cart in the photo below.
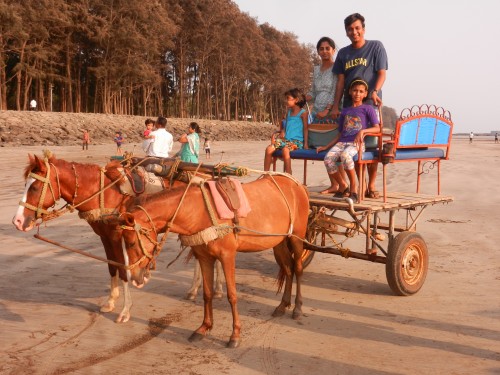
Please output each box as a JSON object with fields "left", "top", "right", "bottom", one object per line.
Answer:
{"left": 263, "top": 88, "right": 309, "bottom": 174}
{"left": 316, "top": 78, "right": 380, "bottom": 203}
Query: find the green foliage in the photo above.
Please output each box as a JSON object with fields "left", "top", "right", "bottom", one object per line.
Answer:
{"left": 0, "top": 0, "right": 398, "bottom": 125}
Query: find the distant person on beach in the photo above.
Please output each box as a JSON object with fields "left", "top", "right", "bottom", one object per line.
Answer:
{"left": 495, "top": 133, "right": 498, "bottom": 143}
{"left": 179, "top": 122, "right": 201, "bottom": 163}
{"left": 331, "top": 12, "right": 388, "bottom": 199}
{"left": 142, "top": 118, "right": 155, "bottom": 154}
{"left": 204, "top": 138, "right": 211, "bottom": 159}
{"left": 469, "top": 131, "right": 474, "bottom": 144}
{"left": 147, "top": 116, "right": 173, "bottom": 157}
{"left": 317, "top": 78, "right": 380, "bottom": 204}
{"left": 30, "top": 99, "right": 37, "bottom": 111}
{"left": 264, "top": 88, "right": 308, "bottom": 175}
{"left": 82, "top": 130, "right": 90, "bottom": 151}
{"left": 113, "top": 131, "right": 124, "bottom": 155}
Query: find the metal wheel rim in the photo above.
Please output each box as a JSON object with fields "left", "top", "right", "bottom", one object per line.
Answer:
{"left": 401, "top": 243, "right": 425, "bottom": 286}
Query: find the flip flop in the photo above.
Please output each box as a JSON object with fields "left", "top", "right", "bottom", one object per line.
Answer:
{"left": 333, "top": 187, "right": 349, "bottom": 198}
{"left": 365, "top": 190, "right": 380, "bottom": 199}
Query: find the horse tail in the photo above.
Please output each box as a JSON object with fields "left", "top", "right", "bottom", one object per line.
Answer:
{"left": 276, "top": 267, "right": 286, "bottom": 293}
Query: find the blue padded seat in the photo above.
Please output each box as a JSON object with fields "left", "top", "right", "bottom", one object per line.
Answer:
{"left": 394, "top": 148, "right": 445, "bottom": 160}
{"left": 273, "top": 148, "right": 379, "bottom": 162}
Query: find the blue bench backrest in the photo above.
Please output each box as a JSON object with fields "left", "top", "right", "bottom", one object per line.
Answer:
{"left": 397, "top": 116, "right": 452, "bottom": 148}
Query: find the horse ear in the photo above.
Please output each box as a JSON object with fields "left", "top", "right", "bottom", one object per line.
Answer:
{"left": 33, "top": 155, "right": 47, "bottom": 172}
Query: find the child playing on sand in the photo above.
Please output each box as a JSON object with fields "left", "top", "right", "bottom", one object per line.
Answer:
{"left": 316, "top": 78, "right": 380, "bottom": 203}
{"left": 263, "top": 88, "right": 308, "bottom": 174}
{"left": 113, "top": 131, "right": 124, "bottom": 155}
{"left": 204, "top": 138, "right": 211, "bottom": 159}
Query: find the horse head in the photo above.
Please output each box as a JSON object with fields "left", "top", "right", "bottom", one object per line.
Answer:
{"left": 13, "top": 151, "right": 62, "bottom": 231}
{"left": 112, "top": 212, "right": 159, "bottom": 288}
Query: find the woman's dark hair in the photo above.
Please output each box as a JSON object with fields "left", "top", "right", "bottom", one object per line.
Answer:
{"left": 189, "top": 122, "right": 201, "bottom": 134}
{"left": 344, "top": 13, "right": 365, "bottom": 30}
{"left": 285, "top": 88, "right": 307, "bottom": 108}
{"left": 316, "top": 36, "right": 336, "bottom": 52}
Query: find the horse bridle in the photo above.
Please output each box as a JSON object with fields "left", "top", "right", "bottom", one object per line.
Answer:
{"left": 20, "top": 158, "right": 62, "bottom": 220}
{"left": 120, "top": 205, "right": 167, "bottom": 271}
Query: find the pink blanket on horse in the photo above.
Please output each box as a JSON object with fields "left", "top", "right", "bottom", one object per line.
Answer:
{"left": 206, "top": 180, "right": 251, "bottom": 219}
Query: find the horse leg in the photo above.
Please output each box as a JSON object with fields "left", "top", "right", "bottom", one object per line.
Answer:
{"left": 189, "top": 249, "right": 215, "bottom": 343}
{"left": 214, "top": 260, "right": 224, "bottom": 299}
{"left": 289, "top": 237, "right": 304, "bottom": 320}
{"left": 271, "top": 241, "right": 294, "bottom": 317}
{"left": 186, "top": 260, "right": 201, "bottom": 300}
{"left": 115, "top": 279, "right": 132, "bottom": 323}
{"left": 100, "top": 270, "right": 120, "bottom": 313}
{"left": 218, "top": 252, "right": 241, "bottom": 348}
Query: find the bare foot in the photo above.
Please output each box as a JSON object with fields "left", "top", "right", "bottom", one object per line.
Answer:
{"left": 320, "top": 186, "right": 339, "bottom": 195}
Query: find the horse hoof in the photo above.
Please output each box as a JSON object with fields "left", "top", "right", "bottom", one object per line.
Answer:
{"left": 226, "top": 338, "right": 241, "bottom": 348}
{"left": 292, "top": 310, "right": 302, "bottom": 320}
{"left": 185, "top": 293, "right": 196, "bottom": 301}
{"left": 115, "top": 312, "right": 130, "bottom": 323}
{"left": 272, "top": 308, "right": 286, "bottom": 317}
{"left": 100, "top": 304, "right": 114, "bottom": 313}
{"left": 188, "top": 332, "right": 205, "bottom": 342}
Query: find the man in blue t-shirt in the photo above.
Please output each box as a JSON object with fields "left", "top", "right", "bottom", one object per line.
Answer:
{"left": 331, "top": 13, "right": 388, "bottom": 199}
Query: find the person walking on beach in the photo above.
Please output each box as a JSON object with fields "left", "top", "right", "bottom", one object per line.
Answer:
{"left": 82, "top": 130, "right": 90, "bottom": 151}
{"left": 469, "top": 131, "right": 474, "bottom": 144}
{"left": 331, "top": 12, "right": 388, "bottom": 199}
{"left": 147, "top": 116, "right": 173, "bottom": 157}
{"left": 30, "top": 99, "right": 37, "bottom": 111}
{"left": 495, "top": 133, "right": 498, "bottom": 143}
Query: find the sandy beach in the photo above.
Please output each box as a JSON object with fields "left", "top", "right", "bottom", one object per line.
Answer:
{"left": 1, "top": 137, "right": 499, "bottom": 374}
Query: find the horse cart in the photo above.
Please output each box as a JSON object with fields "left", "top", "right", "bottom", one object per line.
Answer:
{"left": 302, "top": 191, "right": 453, "bottom": 296}
{"left": 277, "top": 104, "right": 455, "bottom": 296}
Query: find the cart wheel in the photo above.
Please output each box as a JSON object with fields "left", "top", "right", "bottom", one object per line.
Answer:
{"left": 301, "top": 249, "right": 315, "bottom": 268}
{"left": 386, "top": 231, "right": 428, "bottom": 296}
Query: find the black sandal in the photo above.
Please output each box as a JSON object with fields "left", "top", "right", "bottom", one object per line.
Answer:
{"left": 333, "top": 187, "right": 349, "bottom": 198}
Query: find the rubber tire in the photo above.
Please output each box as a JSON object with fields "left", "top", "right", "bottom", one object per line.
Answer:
{"left": 386, "top": 231, "right": 428, "bottom": 296}
{"left": 301, "top": 249, "right": 315, "bottom": 269}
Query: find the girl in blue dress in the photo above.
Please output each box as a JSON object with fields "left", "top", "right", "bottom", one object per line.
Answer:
{"left": 264, "top": 88, "right": 308, "bottom": 175}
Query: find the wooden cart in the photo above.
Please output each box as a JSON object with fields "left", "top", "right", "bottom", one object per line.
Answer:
{"left": 302, "top": 189, "right": 453, "bottom": 296}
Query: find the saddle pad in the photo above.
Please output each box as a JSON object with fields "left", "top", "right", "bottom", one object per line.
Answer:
{"left": 118, "top": 167, "right": 165, "bottom": 196}
{"left": 206, "top": 180, "right": 251, "bottom": 219}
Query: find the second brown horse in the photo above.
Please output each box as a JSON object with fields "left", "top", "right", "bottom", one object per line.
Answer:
{"left": 115, "top": 174, "right": 310, "bottom": 348}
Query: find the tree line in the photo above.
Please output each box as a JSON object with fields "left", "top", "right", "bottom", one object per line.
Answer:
{"left": 0, "top": 0, "right": 315, "bottom": 124}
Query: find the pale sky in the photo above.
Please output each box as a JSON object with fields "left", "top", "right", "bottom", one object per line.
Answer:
{"left": 234, "top": 0, "right": 500, "bottom": 133}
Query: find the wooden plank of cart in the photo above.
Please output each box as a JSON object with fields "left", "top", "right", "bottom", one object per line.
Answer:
{"left": 303, "top": 189, "right": 453, "bottom": 296}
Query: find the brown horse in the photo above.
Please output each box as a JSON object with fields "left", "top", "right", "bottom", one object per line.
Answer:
{"left": 11, "top": 151, "right": 215, "bottom": 322}
{"left": 114, "top": 174, "right": 310, "bottom": 348}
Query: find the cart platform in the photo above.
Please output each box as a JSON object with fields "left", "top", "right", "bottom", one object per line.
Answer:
{"left": 303, "top": 187, "right": 453, "bottom": 296}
